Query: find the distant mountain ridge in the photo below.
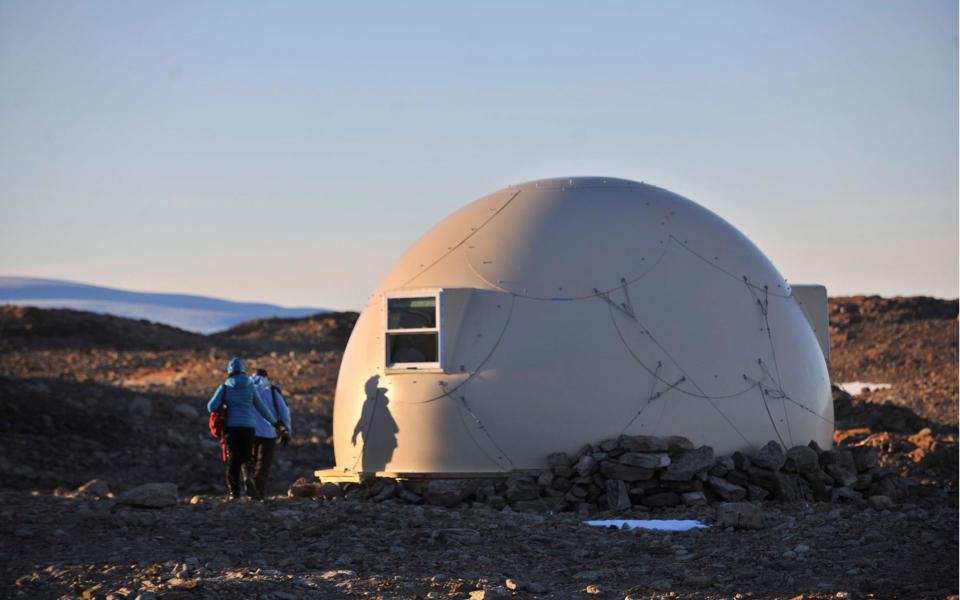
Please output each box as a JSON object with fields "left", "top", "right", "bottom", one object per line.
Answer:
{"left": 0, "top": 277, "right": 327, "bottom": 334}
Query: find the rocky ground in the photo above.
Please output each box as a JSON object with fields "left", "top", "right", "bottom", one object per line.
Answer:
{"left": 0, "top": 296, "right": 956, "bottom": 600}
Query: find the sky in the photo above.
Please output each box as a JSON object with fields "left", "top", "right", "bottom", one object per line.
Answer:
{"left": 1, "top": 1, "right": 957, "bottom": 310}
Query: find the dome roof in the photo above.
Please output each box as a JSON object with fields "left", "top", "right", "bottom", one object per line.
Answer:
{"left": 333, "top": 177, "right": 832, "bottom": 476}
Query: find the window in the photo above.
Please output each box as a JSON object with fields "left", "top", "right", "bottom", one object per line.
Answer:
{"left": 385, "top": 291, "right": 443, "bottom": 371}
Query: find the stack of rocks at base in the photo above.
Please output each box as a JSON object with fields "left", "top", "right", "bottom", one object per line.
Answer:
{"left": 293, "top": 435, "right": 904, "bottom": 513}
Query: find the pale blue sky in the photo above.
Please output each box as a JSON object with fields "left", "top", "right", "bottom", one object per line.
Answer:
{"left": 1, "top": 1, "right": 957, "bottom": 309}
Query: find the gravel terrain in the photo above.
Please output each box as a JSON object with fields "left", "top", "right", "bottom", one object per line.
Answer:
{"left": 0, "top": 297, "right": 956, "bottom": 600}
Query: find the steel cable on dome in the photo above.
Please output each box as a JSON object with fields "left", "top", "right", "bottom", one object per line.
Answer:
{"left": 384, "top": 293, "right": 518, "bottom": 406}
{"left": 401, "top": 189, "right": 522, "bottom": 288}
{"left": 604, "top": 302, "right": 754, "bottom": 447}
{"left": 455, "top": 393, "right": 515, "bottom": 471}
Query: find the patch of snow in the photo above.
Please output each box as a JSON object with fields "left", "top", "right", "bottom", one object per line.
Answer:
{"left": 584, "top": 519, "right": 710, "bottom": 531}
{"left": 836, "top": 382, "right": 892, "bottom": 396}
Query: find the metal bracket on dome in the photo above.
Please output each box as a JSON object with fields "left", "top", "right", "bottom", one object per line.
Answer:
{"left": 594, "top": 277, "right": 636, "bottom": 321}
{"left": 621, "top": 361, "right": 686, "bottom": 434}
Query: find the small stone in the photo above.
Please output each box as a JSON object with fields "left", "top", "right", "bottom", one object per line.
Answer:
{"left": 649, "top": 578, "right": 672, "bottom": 591}
{"left": 794, "top": 543, "right": 810, "bottom": 553}
{"left": 829, "top": 487, "right": 863, "bottom": 503}
{"left": 116, "top": 483, "right": 178, "bottom": 508}
{"left": 715, "top": 502, "right": 765, "bottom": 529}
{"left": 586, "top": 584, "right": 602, "bottom": 594}
{"left": 526, "top": 582, "right": 547, "bottom": 594}
{"left": 683, "top": 574, "right": 714, "bottom": 587}
{"left": 129, "top": 397, "right": 151, "bottom": 419}
{"left": 547, "top": 452, "right": 572, "bottom": 468}
{"left": 867, "top": 495, "right": 894, "bottom": 510}
{"left": 470, "top": 586, "right": 511, "bottom": 600}
{"left": 504, "top": 578, "right": 522, "bottom": 591}
{"left": 174, "top": 403, "right": 199, "bottom": 420}
{"left": 319, "top": 569, "right": 356, "bottom": 580}
{"left": 572, "top": 569, "right": 615, "bottom": 580}
{"left": 681, "top": 491, "right": 708, "bottom": 506}
{"left": 288, "top": 477, "right": 321, "bottom": 498}
{"left": 78, "top": 479, "right": 111, "bottom": 499}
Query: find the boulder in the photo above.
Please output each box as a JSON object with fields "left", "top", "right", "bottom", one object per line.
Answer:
{"left": 599, "top": 460, "right": 655, "bottom": 482}
{"left": 665, "top": 435, "right": 695, "bottom": 454}
{"left": 598, "top": 438, "right": 620, "bottom": 452}
{"left": 770, "top": 472, "right": 800, "bottom": 501}
{"left": 681, "top": 491, "right": 708, "bottom": 506}
{"left": 819, "top": 449, "right": 856, "bottom": 472}
{"left": 618, "top": 435, "right": 668, "bottom": 452}
{"left": 619, "top": 452, "right": 670, "bottom": 469}
{"left": 604, "top": 480, "right": 631, "bottom": 511}
{"left": 708, "top": 476, "right": 746, "bottom": 501}
{"left": 747, "top": 485, "right": 770, "bottom": 502}
{"left": 116, "top": 483, "right": 178, "bottom": 508}
{"left": 825, "top": 464, "right": 858, "bottom": 488}
{"left": 661, "top": 446, "right": 714, "bottom": 481}
{"left": 574, "top": 454, "right": 599, "bottom": 477}
{"left": 504, "top": 475, "right": 539, "bottom": 503}
{"left": 752, "top": 441, "right": 786, "bottom": 471}
{"left": 318, "top": 482, "right": 343, "bottom": 500}
{"left": 423, "top": 480, "right": 476, "bottom": 507}
{"left": 716, "top": 502, "right": 765, "bottom": 529}
{"left": 786, "top": 445, "right": 819, "bottom": 474}
{"left": 546, "top": 452, "right": 572, "bottom": 468}
{"left": 850, "top": 445, "right": 880, "bottom": 472}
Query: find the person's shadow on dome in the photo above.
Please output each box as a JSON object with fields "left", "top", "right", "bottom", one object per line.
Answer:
{"left": 351, "top": 375, "right": 398, "bottom": 473}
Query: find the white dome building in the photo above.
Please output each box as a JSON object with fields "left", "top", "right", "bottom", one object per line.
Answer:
{"left": 326, "top": 177, "right": 833, "bottom": 478}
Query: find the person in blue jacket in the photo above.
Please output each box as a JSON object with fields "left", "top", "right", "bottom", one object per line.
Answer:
{"left": 247, "top": 368, "right": 292, "bottom": 501}
{"left": 207, "top": 357, "right": 289, "bottom": 500}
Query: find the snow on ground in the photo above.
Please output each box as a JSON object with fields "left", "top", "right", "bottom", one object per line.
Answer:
{"left": 584, "top": 519, "right": 710, "bottom": 531}
{"left": 836, "top": 381, "right": 893, "bottom": 395}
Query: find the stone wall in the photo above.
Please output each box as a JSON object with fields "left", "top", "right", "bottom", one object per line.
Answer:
{"left": 295, "top": 435, "right": 905, "bottom": 514}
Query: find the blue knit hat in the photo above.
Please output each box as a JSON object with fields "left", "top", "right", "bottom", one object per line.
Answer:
{"left": 227, "top": 357, "right": 245, "bottom": 374}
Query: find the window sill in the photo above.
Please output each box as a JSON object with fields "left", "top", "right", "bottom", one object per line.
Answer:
{"left": 384, "top": 366, "right": 445, "bottom": 375}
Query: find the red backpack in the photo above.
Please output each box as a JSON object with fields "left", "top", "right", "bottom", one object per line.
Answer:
{"left": 209, "top": 388, "right": 228, "bottom": 461}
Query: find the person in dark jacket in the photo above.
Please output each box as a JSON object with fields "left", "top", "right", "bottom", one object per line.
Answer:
{"left": 247, "top": 368, "right": 292, "bottom": 501}
{"left": 207, "top": 357, "right": 288, "bottom": 500}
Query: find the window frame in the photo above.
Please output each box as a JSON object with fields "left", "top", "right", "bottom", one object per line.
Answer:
{"left": 383, "top": 289, "right": 444, "bottom": 373}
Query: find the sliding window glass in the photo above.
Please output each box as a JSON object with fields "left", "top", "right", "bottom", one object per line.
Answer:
{"left": 385, "top": 291, "right": 442, "bottom": 370}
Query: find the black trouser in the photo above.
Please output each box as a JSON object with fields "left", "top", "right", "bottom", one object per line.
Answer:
{"left": 224, "top": 427, "right": 255, "bottom": 498}
{"left": 246, "top": 437, "right": 277, "bottom": 500}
